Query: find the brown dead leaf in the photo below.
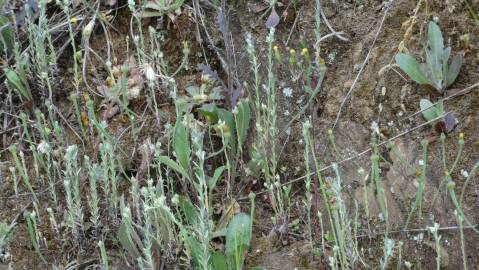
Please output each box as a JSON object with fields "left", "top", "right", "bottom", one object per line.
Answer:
{"left": 248, "top": 2, "right": 267, "bottom": 13}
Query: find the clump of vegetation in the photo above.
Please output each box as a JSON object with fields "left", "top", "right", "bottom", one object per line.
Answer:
{"left": 140, "top": 0, "right": 185, "bottom": 18}
{"left": 0, "top": 221, "right": 14, "bottom": 261}
{"left": 1, "top": 0, "right": 479, "bottom": 269}
{"left": 395, "top": 21, "right": 463, "bottom": 94}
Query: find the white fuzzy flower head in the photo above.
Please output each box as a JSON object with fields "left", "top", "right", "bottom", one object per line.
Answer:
{"left": 418, "top": 159, "right": 424, "bottom": 166}
{"left": 461, "top": 169, "right": 469, "bottom": 178}
{"left": 144, "top": 64, "right": 156, "bottom": 81}
{"left": 282, "top": 87, "right": 293, "bottom": 98}
{"left": 428, "top": 222, "right": 440, "bottom": 234}
{"left": 37, "top": 140, "right": 51, "bottom": 154}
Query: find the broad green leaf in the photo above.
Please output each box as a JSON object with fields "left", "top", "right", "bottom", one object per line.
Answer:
{"left": 174, "top": 121, "right": 191, "bottom": 172}
{"left": 208, "top": 165, "right": 225, "bottom": 190}
{"left": 157, "top": 156, "right": 190, "bottom": 180}
{"left": 198, "top": 103, "right": 219, "bottom": 124}
{"left": 428, "top": 21, "right": 444, "bottom": 57}
{"left": 178, "top": 195, "right": 198, "bottom": 225}
{"left": 235, "top": 99, "right": 251, "bottom": 147}
{"left": 226, "top": 213, "right": 252, "bottom": 270}
{"left": 185, "top": 85, "right": 200, "bottom": 96}
{"left": 175, "top": 99, "right": 189, "bottom": 116}
{"left": 445, "top": 54, "right": 462, "bottom": 88}
{"left": 210, "top": 251, "right": 228, "bottom": 270}
{"left": 395, "top": 54, "right": 429, "bottom": 85}
{"left": 420, "top": 99, "right": 438, "bottom": 121}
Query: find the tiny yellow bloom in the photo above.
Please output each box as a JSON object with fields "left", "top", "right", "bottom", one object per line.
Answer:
{"left": 70, "top": 16, "right": 79, "bottom": 24}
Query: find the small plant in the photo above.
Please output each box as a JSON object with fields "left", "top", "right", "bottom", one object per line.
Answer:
{"left": 140, "top": 0, "right": 185, "bottom": 18}
{"left": 0, "top": 221, "right": 14, "bottom": 259}
{"left": 419, "top": 99, "right": 457, "bottom": 134}
{"left": 4, "top": 68, "right": 32, "bottom": 102}
{"left": 395, "top": 21, "right": 462, "bottom": 94}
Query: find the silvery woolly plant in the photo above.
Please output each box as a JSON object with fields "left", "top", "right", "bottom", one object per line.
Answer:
{"left": 396, "top": 21, "right": 463, "bottom": 94}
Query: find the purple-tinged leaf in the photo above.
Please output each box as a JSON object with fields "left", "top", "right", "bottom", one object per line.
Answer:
{"left": 266, "top": 7, "right": 280, "bottom": 28}
{"left": 444, "top": 112, "right": 457, "bottom": 133}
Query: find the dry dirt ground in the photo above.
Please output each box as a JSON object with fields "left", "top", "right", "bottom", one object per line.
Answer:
{"left": 1, "top": 0, "right": 479, "bottom": 269}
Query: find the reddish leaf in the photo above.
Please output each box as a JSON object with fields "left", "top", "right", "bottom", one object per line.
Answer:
{"left": 435, "top": 121, "right": 447, "bottom": 134}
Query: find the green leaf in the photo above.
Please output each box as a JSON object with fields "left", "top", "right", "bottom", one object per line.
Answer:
{"left": 185, "top": 85, "right": 200, "bottom": 96}
{"left": 445, "top": 54, "right": 462, "bottom": 88}
{"left": 173, "top": 120, "right": 191, "bottom": 172}
{"left": 4, "top": 68, "right": 32, "bottom": 101}
{"left": 198, "top": 103, "right": 219, "bottom": 124}
{"left": 186, "top": 236, "right": 203, "bottom": 268}
{"left": 208, "top": 165, "right": 225, "bottom": 190}
{"left": 428, "top": 21, "right": 444, "bottom": 66}
{"left": 218, "top": 108, "right": 235, "bottom": 145}
{"left": 210, "top": 251, "right": 228, "bottom": 270}
{"left": 157, "top": 156, "right": 190, "bottom": 180}
{"left": 442, "top": 47, "right": 451, "bottom": 79}
{"left": 118, "top": 222, "right": 142, "bottom": 258}
{"left": 395, "top": 54, "right": 429, "bottom": 85}
{"left": 420, "top": 99, "right": 439, "bottom": 121}
{"left": 235, "top": 99, "right": 251, "bottom": 148}
{"left": 0, "top": 15, "right": 14, "bottom": 53}
{"left": 178, "top": 195, "right": 198, "bottom": 225}
{"left": 226, "top": 213, "right": 252, "bottom": 270}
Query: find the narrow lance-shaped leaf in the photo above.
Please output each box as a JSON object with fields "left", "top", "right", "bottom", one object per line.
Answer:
{"left": 208, "top": 165, "right": 225, "bottom": 190}
{"left": 178, "top": 195, "right": 199, "bottom": 225}
{"left": 157, "top": 156, "right": 190, "bottom": 180}
{"left": 395, "top": 54, "right": 429, "bottom": 85}
{"left": 174, "top": 120, "right": 191, "bottom": 173}
{"left": 235, "top": 99, "right": 251, "bottom": 148}
{"left": 428, "top": 21, "right": 444, "bottom": 72}
{"left": 445, "top": 54, "right": 462, "bottom": 88}
{"left": 4, "top": 68, "right": 32, "bottom": 101}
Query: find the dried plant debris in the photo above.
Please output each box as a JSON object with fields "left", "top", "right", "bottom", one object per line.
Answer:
{"left": 98, "top": 56, "right": 144, "bottom": 103}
